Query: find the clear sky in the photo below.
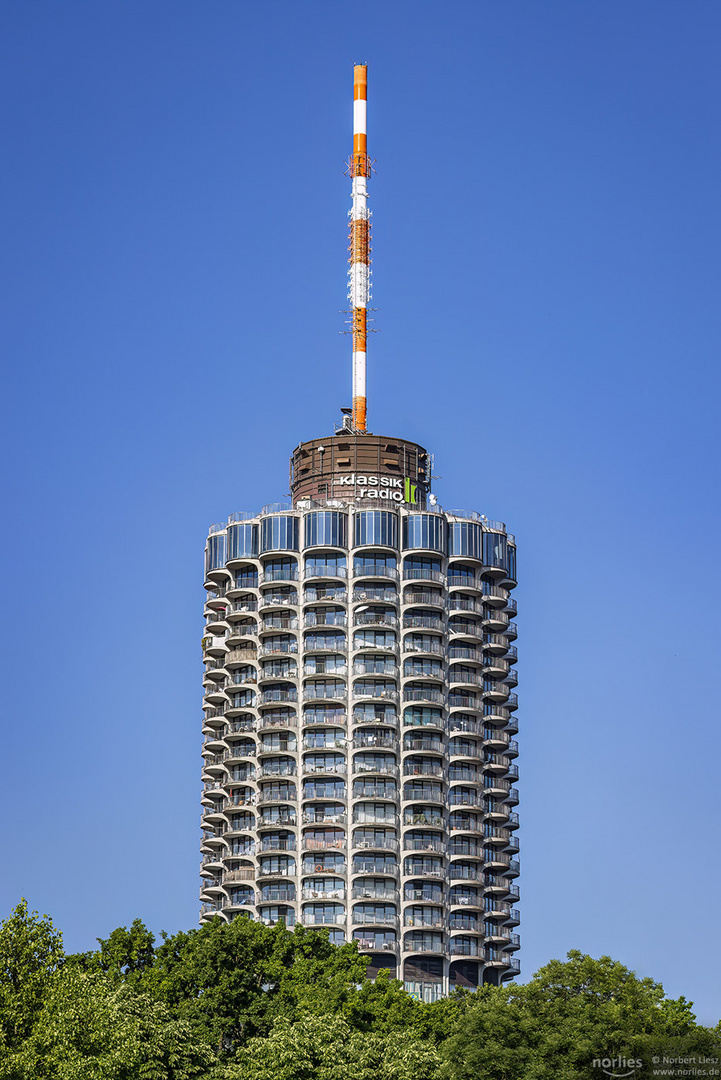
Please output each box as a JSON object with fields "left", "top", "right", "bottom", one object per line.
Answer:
{"left": 1, "top": 0, "right": 720, "bottom": 1024}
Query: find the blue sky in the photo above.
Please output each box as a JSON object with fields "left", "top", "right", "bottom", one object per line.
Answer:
{"left": 1, "top": 0, "right": 720, "bottom": 1023}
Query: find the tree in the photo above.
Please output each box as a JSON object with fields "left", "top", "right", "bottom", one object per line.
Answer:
{"left": 95, "top": 918, "right": 156, "bottom": 983}
{"left": 215, "top": 1014, "right": 442, "bottom": 1080}
{"left": 141, "top": 917, "right": 370, "bottom": 1052}
{"left": 0, "top": 965, "right": 215, "bottom": 1080}
{"left": 0, "top": 899, "right": 64, "bottom": 1051}
{"left": 441, "top": 951, "right": 721, "bottom": 1080}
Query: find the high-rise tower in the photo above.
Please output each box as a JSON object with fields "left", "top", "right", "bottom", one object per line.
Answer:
{"left": 199, "top": 66, "right": 520, "bottom": 999}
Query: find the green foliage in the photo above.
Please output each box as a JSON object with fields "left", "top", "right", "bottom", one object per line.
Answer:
{"left": 441, "top": 951, "right": 721, "bottom": 1080}
{"left": 142, "top": 917, "right": 370, "bottom": 1050}
{"left": 95, "top": 918, "right": 156, "bottom": 983}
{"left": 0, "top": 904, "right": 719, "bottom": 1080}
{"left": 0, "top": 899, "right": 64, "bottom": 1051}
{"left": 0, "top": 965, "right": 215, "bottom": 1080}
{"left": 214, "top": 1014, "right": 442, "bottom": 1080}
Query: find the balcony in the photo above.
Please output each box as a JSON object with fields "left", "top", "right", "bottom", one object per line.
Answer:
{"left": 260, "top": 688, "right": 297, "bottom": 704}
{"left": 482, "top": 682, "right": 510, "bottom": 703}
{"left": 354, "top": 938, "right": 399, "bottom": 953}
{"left": 302, "top": 913, "right": 347, "bottom": 926}
{"left": 403, "top": 592, "right": 444, "bottom": 608}
{"left": 352, "top": 786, "right": 398, "bottom": 802}
{"left": 303, "top": 686, "right": 348, "bottom": 702}
{"left": 256, "top": 712, "right": 297, "bottom": 730}
{"left": 447, "top": 645, "right": 482, "bottom": 662}
{"left": 352, "top": 733, "right": 397, "bottom": 749}
{"left": 256, "top": 791, "right": 296, "bottom": 806}
{"left": 304, "top": 735, "right": 346, "bottom": 750}
{"left": 353, "top": 762, "right": 399, "bottom": 779}
{"left": 448, "top": 694, "right": 481, "bottom": 713}
{"left": 354, "top": 565, "right": 399, "bottom": 582}
{"left": 352, "top": 687, "right": 399, "bottom": 703}
{"left": 403, "top": 615, "right": 444, "bottom": 632}
{"left": 449, "top": 742, "right": 482, "bottom": 760}
{"left": 352, "top": 837, "right": 399, "bottom": 852}
{"left": 403, "top": 640, "right": 445, "bottom": 657}
{"left": 258, "top": 595, "right": 298, "bottom": 613}
{"left": 403, "top": 938, "right": 446, "bottom": 954}
{"left": 446, "top": 574, "right": 479, "bottom": 591}
{"left": 403, "top": 837, "right": 445, "bottom": 853}
{"left": 258, "top": 763, "right": 297, "bottom": 778}
{"left": 259, "top": 618, "right": 297, "bottom": 633}
{"left": 403, "top": 736, "right": 444, "bottom": 753}
{"left": 482, "top": 657, "right": 509, "bottom": 677}
{"left": 449, "top": 866, "right": 481, "bottom": 881}
{"left": 403, "top": 688, "right": 444, "bottom": 705}
{"left": 353, "top": 663, "right": 399, "bottom": 680}
{"left": 403, "top": 762, "right": 443, "bottom": 778}
{"left": 259, "top": 568, "right": 299, "bottom": 584}
{"left": 302, "top": 837, "right": 348, "bottom": 851}
{"left": 403, "top": 568, "right": 445, "bottom": 585}
{"left": 304, "top": 566, "right": 348, "bottom": 580}
{"left": 404, "top": 864, "right": 445, "bottom": 879}
{"left": 354, "top": 612, "right": 399, "bottom": 629}
{"left": 482, "top": 609, "right": 509, "bottom": 630}
{"left": 449, "top": 941, "right": 481, "bottom": 956}
{"left": 259, "top": 837, "right": 297, "bottom": 852}
{"left": 304, "top": 613, "right": 347, "bottom": 628}
{"left": 351, "top": 886, "right": 399, "bottom": 901}
{"left": 403, "top": 813, "right": 445, "bottom": 829}
{"left": 352, "top": 913, "right": 399, "bottom": 927}
{"left": 302, "top": 762, "right": 347, "bottom": 776}
{"left": 448, "top": 597, "right": 482, "bottom": 615}
{"left": 221, "top": 868, "right": 255, "bottom": 885}
{"left": 302, "top": 887, "right": 346, "bottom": 900}
{"left": 353, "top": 588, "right": 399, "bottom": 605}
{"left": 303, "top": 663, "right": 347, "bottom": 678}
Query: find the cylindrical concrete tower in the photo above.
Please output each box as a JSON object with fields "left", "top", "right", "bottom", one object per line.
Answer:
{"left": 199, "top": 444, "right": 520, "bottom": 998}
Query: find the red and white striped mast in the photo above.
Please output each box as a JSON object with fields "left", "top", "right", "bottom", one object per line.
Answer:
{"left": 349, "top": 64, "right": 370, "bottom": 433}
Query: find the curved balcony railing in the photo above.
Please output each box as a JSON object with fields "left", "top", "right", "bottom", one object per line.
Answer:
{"left": 352, "top": 588, "right": 399, "bottom": 605}
{"left": 403, "top": 592, "right": 445, "bottom": 608}
{"left": 303, "top": 686, "right": 348, "bottom": 701}
{"left": 354, "top": 612, "right": 399, "bottom": 628}
{"left": 403, "top": 762, "right": 443, "bottom": 777}
{"left": 403, "top": 689, "right": 445, "bottom": 704}
{"left": 403, "top": 568, "right": 445, "bottom": 583}
{"left": 354, "top": 565, "right": 399, "bottom": 581}
{"left": 403, "top": 615, "right": 444, "bottom": 631}
{"left": 259, "top": 568, "right": 299, "bottom": 584}
{"left": 304, "top": 566, "right": 348, "bottom": 579}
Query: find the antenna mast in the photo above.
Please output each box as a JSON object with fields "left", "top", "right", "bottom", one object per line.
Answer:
{"left": 349, "top": 64, "right": 370, "bottom": 433}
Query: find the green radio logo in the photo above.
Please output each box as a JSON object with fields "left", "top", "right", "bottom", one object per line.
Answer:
{"left": 404, "top": 477, "right": 418, "bottom": 504}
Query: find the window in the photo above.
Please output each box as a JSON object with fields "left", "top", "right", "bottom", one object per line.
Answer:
{"left": 304, "top": 512, "right": 348, "bottom": 549}
{"left": 258, "top": 855, "right": 295, "bottom": 875}
{"left": 482, "top": 531, "right": 507, "bottom": 569}
{"left": 206, "top": 532, "right": 226, "bottom": 572}
{"left": 402, "top": 515, "right": 446, "bottom": 553}
{"left": 403, "top": 707, "right": 443, "bottom": 727}
{"left": 354, "top": 629, "right": 397, "bottom": 649}
{"left": 352, "top": 853, "right": 398, "bottom": 874}
{"left": 354, "top": 512, "right": 399, "bottom": 549}
{"left": 305, "top": 553, "right": 347, "bottom": 573}
{"left": 234, "top": 566, "right": 259, "bottom": 588}
{"left": 260, "top": 517, "right": 299, "bottom": 553}
{"left": 228, "top": 523, "right": 258, "bottom": 560}
{"left": 302, "top": 779, "right": 346, "bottom": 799}
{"left": 448, "top": 522, "right": 482, "bottom": 559}
{"left": 354, "top": 703, "right": 397, "bottom": 723}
